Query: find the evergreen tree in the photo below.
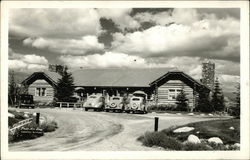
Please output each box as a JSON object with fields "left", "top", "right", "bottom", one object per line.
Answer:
{"left": 211, "top": 78, "right": 225, "bottom": 111}
{"left": 54, "top": 68, "right": 75, "bottom": 102}
{"left": 197, "top": 90, "right": 214, "bottom": 113}
{"left": 232, "top": 82, "right": 240, "bottom": 118}
{"left": 9, "top": 70, "right": 17, "bottom": 106}
{"left": 176, "top": 89, "right": 188, "bottom": 111}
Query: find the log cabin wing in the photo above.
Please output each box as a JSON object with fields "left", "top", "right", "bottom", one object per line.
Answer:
{"left": 22, "top": 72, "right": 61, "bottom": 103}
{"left": 149, "top": 71, "right": 210, "bottom": 111}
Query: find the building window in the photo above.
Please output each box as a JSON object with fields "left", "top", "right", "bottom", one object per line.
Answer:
{"left": 36, "top": 87, "right": 46, "bottom": 96}
{"left": 168, "top": 89, "right": 182, "bottom": 100}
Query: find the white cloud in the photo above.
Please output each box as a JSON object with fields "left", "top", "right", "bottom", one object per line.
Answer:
{"left": 23, "top": 36, "right": 104, "bottom": 55}
{"left": 9, "top": 49, "right": 48, "bottom": 72}
{"left": 59, "top": 52, "right": 146, "bottom": 68}
{"left": 134, "top": 9, "right": 199, "bottom": 26}
{"left": 112, "top": 15, "right": 240, "bottom": 61}
{"left": 97, "top": 8, "right": 140, "bottom": 30}
{"left": 9, "top": 8, "right": 101, "bottom": 38}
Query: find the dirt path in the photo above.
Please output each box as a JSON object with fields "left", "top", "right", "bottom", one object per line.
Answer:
{"left": 9, "top": 108, "right": 224, "bottom": 151}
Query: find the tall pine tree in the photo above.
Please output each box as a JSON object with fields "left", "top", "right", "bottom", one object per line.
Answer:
{"left": 54, "top": 68, "right": 75, "bottom": 102}
{"left": 9, "top": 70, "right": 17, "bottom": 105}
{"left": 197, "top": 90, "right": 214, "bottom": 113}
{"left": 211, "top": 78, "right": 225, "bottom": 112}
{"left": 176, "top": 88, "right": 188, "bottom": 111}
{"left": 232, "top": 82, "right": 240, "bottom": 118}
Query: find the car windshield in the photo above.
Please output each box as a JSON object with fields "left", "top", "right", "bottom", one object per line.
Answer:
{"left": 132, "top": 98, "right": 140, "bottom": 101}
{"left": 112, "top": 97, "right": 120, "bottom": 100}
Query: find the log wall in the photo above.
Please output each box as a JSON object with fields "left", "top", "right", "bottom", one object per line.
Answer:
{"left": 28, "top": 79, "right": 54, "bottom": 103}
{"left": 157, "top": 80, "right": 194, "bottom": 109}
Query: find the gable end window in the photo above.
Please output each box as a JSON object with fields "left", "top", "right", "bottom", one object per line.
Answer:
{"left": 36, "top": 87, "right": 46, "bottom": 96}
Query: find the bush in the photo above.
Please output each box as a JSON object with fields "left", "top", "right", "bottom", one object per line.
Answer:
{"left": 147, "top": 104, "right": 176, "bottom": 112}
{"left": 182, "top": 142, "right": 212, "bottom": 151}
{"left": 41, "top": 120, "right": 58, "bottom": 132}
{"left": 139, "top": 131, "right": 183, "bottom": 150}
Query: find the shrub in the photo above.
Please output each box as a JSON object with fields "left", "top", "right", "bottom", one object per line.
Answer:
{"left": 139, "top": 131, "right": 183, "bottom": 150}
{"left": 41, "top": 120, "right": 58, "bottom": 132}
{"left": 207, "top": 142, "right": 227, "bottom": 150}
{"left": 182, "top": 142, "right": 212, "bottom": 151}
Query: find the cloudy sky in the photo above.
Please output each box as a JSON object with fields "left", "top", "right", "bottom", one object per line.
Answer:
{"left": 8, "top": 8, "right": 240, "bottom": 96}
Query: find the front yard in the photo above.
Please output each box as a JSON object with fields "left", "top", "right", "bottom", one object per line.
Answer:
{"left": 138, "top": 118, "right": 240, "bottom": 150}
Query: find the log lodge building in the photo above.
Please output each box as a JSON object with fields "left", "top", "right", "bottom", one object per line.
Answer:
{"left": 21, "top": 61, "right": 215, "bottom": 111}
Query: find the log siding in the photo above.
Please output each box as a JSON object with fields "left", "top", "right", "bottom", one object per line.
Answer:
{"left": 28, "top": 79, "right": 54, "bottom": 103}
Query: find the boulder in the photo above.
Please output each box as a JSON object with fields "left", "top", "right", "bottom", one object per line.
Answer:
{"left": 229, "top": 126, "right": 235, "bottom": 130}
{"left": 208, "top": 113, "right": 213, "bottom": 116}
{"left": 23, "top": 114, "right": 29, "bottom": 118}
{"left": 234, "top": 143, "right": 240, "bottom": 148}
{"left": 208, "top": 137, "right": 223, "bottom": 144}
{"left": 187, "top": 134, "right": 201, "bottom": 144}
{"left": 33, "top": 113, "right": 37, "bottom": 116}
{"left": 200, "top": 113, "right": 205, "bottom": 116}
{"left": 8, "top": 113, "right": 15, "bottom": 118}
{"left": 188, "top": 113, "right": 194, "bottom": 116}
{"left": 173, "top": 126, "right": 194, "bottom": 133}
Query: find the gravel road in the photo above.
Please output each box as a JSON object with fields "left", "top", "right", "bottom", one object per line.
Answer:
{"left": 9, "top": 108, "right": 224, "bottom": 151}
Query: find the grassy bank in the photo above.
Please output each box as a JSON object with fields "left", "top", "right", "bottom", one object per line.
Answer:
{"left": 138, "top": 118, "right": 240, "bottom": 150}
{"left": 8, "top": 109, "right": 58, "bottom": 143}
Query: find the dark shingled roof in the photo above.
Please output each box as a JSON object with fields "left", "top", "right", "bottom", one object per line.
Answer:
{"left": 23, "top": 68, "right": 207, "bottom": 90}
{"left": 71, "top": 68, "right": 178, "bottom": 87}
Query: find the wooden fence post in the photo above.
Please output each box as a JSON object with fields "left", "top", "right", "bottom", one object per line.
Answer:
{"left": 154, "top": 117, "right": 159, "bottom": 132}
{"left": 36, "top": 113, "right": 40, "bottom": 125}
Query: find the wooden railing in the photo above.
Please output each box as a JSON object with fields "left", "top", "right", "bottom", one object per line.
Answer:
{"left": 56, "top": 102, "right": 84, "bottom": 108}
{"left": 9, "top": 118, "right": 33, "bottom": 135}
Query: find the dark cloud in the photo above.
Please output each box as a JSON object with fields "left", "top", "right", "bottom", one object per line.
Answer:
{"left": 197, "top": 8, "right": 240, "bottom": 19}
{"left": 131, "top": 8, "right": 173, "bottom": 16}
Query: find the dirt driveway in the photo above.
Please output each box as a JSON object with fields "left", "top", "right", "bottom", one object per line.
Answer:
{"left": 9, "top": 108, "right": 224, "bottom": 151}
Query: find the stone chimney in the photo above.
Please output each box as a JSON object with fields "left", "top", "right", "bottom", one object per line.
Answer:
{"left": 201, "top": 59, "right": 215, "bottom": 91}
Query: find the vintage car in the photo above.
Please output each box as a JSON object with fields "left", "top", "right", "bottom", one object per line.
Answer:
{"left": 125, "top": 91, "right": 148, "bottom": 114}
{"left": 83, "top": 94, "right": 105, "bottom": 111}
{"left": 16, "top": 94, "right": 35, "bottom": 109}
{"left": 105, "top": 96, "right": 124, "bottom": 112}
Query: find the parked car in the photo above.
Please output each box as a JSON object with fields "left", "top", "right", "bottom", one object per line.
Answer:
{"left": 16, "top": 94, "right": 35, "bottom": 109}
{"left": 105, "top": 96, "right": 124, "bottom": 112}
{"left": 83, "top": 94, "right": 105, "bottom": 111}
{"left": 125, "top": 91, "right": 148, "bottom": 114}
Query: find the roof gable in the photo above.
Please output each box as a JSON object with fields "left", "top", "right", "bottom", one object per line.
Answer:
{"left": 22, "top": 72, "right": 61, "bottom": 87}
{"left": 150, "top": 71, "right": 210, "bottom": 92}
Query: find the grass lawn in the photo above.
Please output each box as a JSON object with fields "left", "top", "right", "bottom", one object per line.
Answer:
{"left": 163, "top": 118, "right": 240, "bottom": 144}
{"left": 138, "top": 118, "right": 240, "bottom": 150}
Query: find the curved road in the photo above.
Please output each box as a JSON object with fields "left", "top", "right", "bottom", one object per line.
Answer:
{"left": 9, "top": 108, "right": 224, "bottom": 151}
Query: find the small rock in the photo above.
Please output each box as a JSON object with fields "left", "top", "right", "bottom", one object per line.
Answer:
{"left": 229, "top": 126, "right": 235, "bottom": 130}
{"left": 208, "top": 137, "right": 223, "bottom": 144}
{"left": 234, "top": 143, "right": 240, "bottom": 148}
{"left": 23, "top": 114, "right": 29, "bottom": 118}
{"left": 173, "top": 126, "right": 194, "bottom": 133}
{"left": 196, "top": 131, "right": 200, "bottom": 134}
{"left": 187, "top": 134, "right": 201, "bottom": 144}
{"left": 225, "top": 144, "right": 230, "bottom": 149}
{"left": 33, "top": 113, "right": 37, "bottom": 116}
{"left": 200, "top": 113, "right": 205, "bottom": 116}
{"left": 188, "top": 113, "right": 194, "bottom": 116}
{"left": 208, "top": 113, "right": 213, "bottom": 116}
{"left": 8, "top": 113, "right": 15, "bottom": 118}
